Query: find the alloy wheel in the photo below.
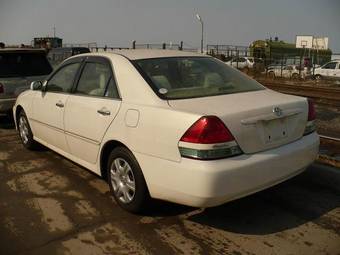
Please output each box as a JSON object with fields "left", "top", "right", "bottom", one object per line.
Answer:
{"left": 110, "top": 158, "right": 136, "bottom": 204}
{"left": 19, "top": 116, "right": 29, "bottom": 144}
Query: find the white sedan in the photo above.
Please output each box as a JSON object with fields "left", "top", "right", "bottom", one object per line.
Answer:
{"left": 13, "top": 50, "right": 319, "bottom": 213}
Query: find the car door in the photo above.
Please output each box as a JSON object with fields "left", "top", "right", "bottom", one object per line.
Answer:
{"left": 321, "top": 62, "right": 337, "bottom": 78}
{"left": 64, "top": 56, "right": 121, "bottom": 164}
{"left": 31, "top": 58, "right": 82, "bottom": 152}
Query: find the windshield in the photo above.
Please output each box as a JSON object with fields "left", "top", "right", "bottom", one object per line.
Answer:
{"left": 133, "top": 57, "right": 264, "bottom": 99}
{"left": 0, "top": 52, "right": 53, "bottom": 78}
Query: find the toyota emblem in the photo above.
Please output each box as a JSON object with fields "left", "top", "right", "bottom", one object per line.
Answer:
{"left": 273, "top": 107, "right": 283, "bottom": 117}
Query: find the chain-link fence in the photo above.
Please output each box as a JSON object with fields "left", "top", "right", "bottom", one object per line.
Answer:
{"left": 207, "top": 44, "right": 333, "bottom": 80}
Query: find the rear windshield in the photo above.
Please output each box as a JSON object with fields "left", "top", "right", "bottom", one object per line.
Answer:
{"left": 133, "top": 57, "right": 264, "bottom": 99}
{"left": 0, "top": 52, "right": 53, "bottom": 78}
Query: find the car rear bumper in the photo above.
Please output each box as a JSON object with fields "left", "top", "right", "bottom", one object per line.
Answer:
{"left": 135, "top": 132, "right": 319, "bottom": 207}
{"left": 0, "top": 98, "right": 16, "bottom": 113}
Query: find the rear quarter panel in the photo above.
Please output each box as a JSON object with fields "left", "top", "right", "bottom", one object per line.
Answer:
{"left": 101, "top": 102, "right": 200, "bottom": 163}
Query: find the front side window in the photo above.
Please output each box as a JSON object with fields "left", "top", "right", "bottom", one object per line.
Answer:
{"left": 76, "top": 62, "right": 116, "bottom": 98}
{"left": 323, "top": 62, "right": 337, "bottom": 69}
{"left": 133, "top": 57, "right": 264, "bottom": 100}
{"left": 47, "top": 63, "right": 80, "bottom": 92}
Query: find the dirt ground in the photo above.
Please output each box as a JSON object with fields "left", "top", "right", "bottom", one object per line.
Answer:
{"left": 315, "top": 105, "right": 340, "bottom": 139}
{"left": 0, "top": 117, "right": 340, "bottom": 255}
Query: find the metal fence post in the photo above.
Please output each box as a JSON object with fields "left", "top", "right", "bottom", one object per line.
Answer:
{"left": 236, "top": 50, "right": 239, "bottom": 69}
{"left": 280, "top": 54, "right": 284, "bottom": 78}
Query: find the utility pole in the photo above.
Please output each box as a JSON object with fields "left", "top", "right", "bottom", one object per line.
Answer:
{"left": 196, "top": 14, "right": 204, "bottom": 53}
{"left": 53, "top": 26, "right": 56, "bottom": 38}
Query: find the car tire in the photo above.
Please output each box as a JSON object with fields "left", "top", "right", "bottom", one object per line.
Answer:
{"left": 107, "top": 147, "right": 150, "bottom": 213}
{"left": 18, "top": 110, "right": 39, "bottom": 150}
{"left": 292, "top": 73, "right": 299, "bottom": 80}
{"left": 268, "top": 71, "right": 275, "bottom": 79}
{"left": 243, "top": 67, "right": 250, "bottom": 74}
{"left": 314, "top": 75, "right": 322, "bottom": 81}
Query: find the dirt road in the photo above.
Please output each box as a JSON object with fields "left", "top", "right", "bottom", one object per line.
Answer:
{"left": 0, "top": 118, "right": 339, "bottom": 255}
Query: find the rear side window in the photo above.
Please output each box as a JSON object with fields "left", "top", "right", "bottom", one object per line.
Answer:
{"left": 0, "top": 52, "right": 52, "bottom": 78}
{"left": 47, "top": 63, "right": 80, "bottom": 93}
{"left": 76, "top": 62, "right": 118, "bottom": 98}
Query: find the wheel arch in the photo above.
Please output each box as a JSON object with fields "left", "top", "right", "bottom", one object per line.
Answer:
{"left": 100, "top": 140, "right": 131, "bottom": 181}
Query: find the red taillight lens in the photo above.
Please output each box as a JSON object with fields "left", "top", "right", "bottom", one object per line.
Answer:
{"left": 308, "top": 99, "right": 316, "bottom": 121}
{"left": 180, "top": 116, "right": 235, "bottom": 144}
{"left": 0, "top": 83, "right": 4, "bottom": 94}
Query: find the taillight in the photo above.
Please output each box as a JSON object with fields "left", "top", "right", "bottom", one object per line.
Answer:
{"left": 180, "top": 116, "right": 234, "bottom": 144}
{"left": 179, "top": 116, "right": 243, "bottom": 160}
{"left": 0, "top": 83, "right": 4, "bottom": 94}
{"left": 304, "top": 99, "right": 316, "bottom": 135}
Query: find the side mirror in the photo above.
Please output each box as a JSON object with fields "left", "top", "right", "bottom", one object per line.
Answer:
{"left": 30, "top": 81, "right": 42, "bottom": 91}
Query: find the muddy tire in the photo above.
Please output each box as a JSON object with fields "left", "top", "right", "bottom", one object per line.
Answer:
{"left": 268, "top": 71, "right": 275, "bottom": 79}
{"left": 292, "top": 73, "right": 300, "bottom": 80}
{"left": 18, "top": 110, "right": 39, "bottom": 150}
{"left": 107, "top": 147, "right": 150, "bottom": 213}
{"left": 314, "top": 75, "right": 322, "bottom": 81}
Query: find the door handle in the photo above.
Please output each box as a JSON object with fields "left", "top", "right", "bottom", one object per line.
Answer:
{"left": 97, "top": 108, "right": 111, "bottom": 116}
{"left": 56, "top": 101, "right": 64, "bottom": 108}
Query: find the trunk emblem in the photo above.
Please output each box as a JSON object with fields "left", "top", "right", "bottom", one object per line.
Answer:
{"left": 273, "top": 107, "right": 283, "bottom": 117}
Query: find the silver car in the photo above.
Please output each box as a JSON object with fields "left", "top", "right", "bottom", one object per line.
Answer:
{"left": 0, "top": 48, "right": 52, "bottom": 115}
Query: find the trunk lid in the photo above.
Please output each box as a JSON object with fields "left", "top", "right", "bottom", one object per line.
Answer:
{"left": 168, "top": 89, "right": 308, "bottom": 154}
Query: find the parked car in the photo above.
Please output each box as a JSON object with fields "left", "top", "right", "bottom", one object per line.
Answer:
{"left": 13, "top": 50, "right": 319, "bottom": 213}
{"left": 0, "top": 48, "right": 53, "bottom": 115}
{"left": 313, "top": 60, "right": 340, "bottom": 80}
{"left": 267, "top": 65, "right": 310, "bottom": 79}
{"left": 225, "top": 57, "right": 258, "bottom": 70}
{"left": 47, "top": 47, "right": 90, "bottom": 68}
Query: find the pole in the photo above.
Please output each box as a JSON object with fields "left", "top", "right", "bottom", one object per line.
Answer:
{"left": 196, "top": 14, "right": 204, "bottom": 54}
{"left": 200, "top": 21, "right": 204, "bottom": 53}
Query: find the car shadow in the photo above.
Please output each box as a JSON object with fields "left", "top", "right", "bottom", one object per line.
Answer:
{"left": 185, "top": 165, "right": 340, "bottom": 235}
{"left": 0, "top": 114, "right": 15, "bottom": 129}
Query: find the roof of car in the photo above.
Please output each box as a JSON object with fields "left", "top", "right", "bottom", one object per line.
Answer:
{"left": 83, "top": 49, "right": 208, "bottom": 60}
{"left": 0, "top": 48, "right": 47, "bottom": 53}
{"left": 49, "top": 47, "right": 90, "bottom": 51}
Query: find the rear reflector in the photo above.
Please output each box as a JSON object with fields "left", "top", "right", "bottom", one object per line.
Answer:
{"left": 179, "top": 116, "right": 243, "bottom": 160}
{"left": 179, "top": 142, "right": 242, "bottom": 160}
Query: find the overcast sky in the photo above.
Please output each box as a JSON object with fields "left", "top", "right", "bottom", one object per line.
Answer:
{"left": 0, "top": 0, "right": 339, "bottom": 52}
